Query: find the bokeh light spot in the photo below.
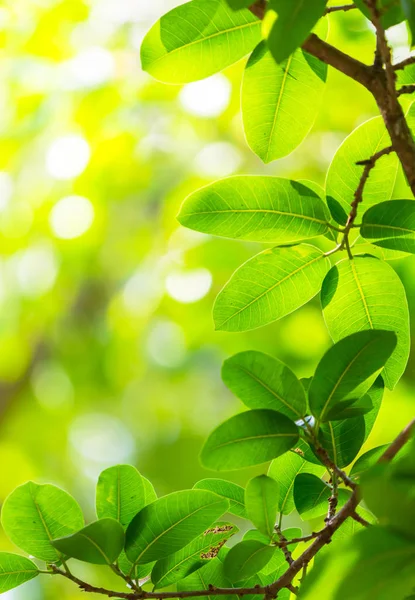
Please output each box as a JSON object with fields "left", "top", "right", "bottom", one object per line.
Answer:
{"left": 179, "top": 74, "right": 231, "bottom": 118}
{"left": 194, "top": 142, "right": 242, "bottom": 177}
{"left": 165, "top": 268, "right": 212, "bottom": 304}
{"left": 50, "top": 195, "right": 95, "bottom": 239}
{"left": 46, "top": 135, "right": 90, "bottom": 180}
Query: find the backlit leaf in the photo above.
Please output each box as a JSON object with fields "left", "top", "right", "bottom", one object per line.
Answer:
{"left": 245, "top": 475, "right": 279, "bottom": 539}
{"left": 321, "top": 256, "right": 410, "bottom": 389}
{"left": 179, "top": 177, "right": 330, "bottom": 243}
{"left": 193, "top": 479, "right": 246, "bottom": 518}
{"left": 222, "top": 350, "right": 307, "bottom": 421}
{"left": 200, "top": 409, "right": 299, "bottom": 471}
{"left": 0, "top": 554, "right": 38, "bottom": 594}
{"left": 52, "top": 518, "right": 125, "bottom": 565}
{"left": 223, "top": 540, "right": 275, "bottom": 583}
{"left": 361, "top": 200, "right": 415, "bottom": 255}
{"left": 214, "top": 244, "right": 330, "bottom": 332}
{"left": 309, "top": 330, "right": 395, "bottom": 423}
{"left": 125, "top": 490, "right": 229, "bottom": 564}
{"left": 96, "top": 465, "right": 145, "bottom": 529}
{"left": 140, "top": 0, "right": 261, "bottom": 83}
{"left": 1, "top": 482, "right": 84, "bottom": 562}
{"left": 242, "top": 43, "right": 327, "bottom": 162}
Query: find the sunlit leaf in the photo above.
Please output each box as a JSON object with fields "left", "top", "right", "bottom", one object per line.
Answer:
{"left": 152, "top": 522, "right": 238, "bottom": 589}
{"left": 140, "top": 0, "right": 261, "bottom": 83}
{"left": 222, "top": 350, "right": 307, "bottom": 421}
{"left": 193, "top": 479, "right": 247, "bottom": 518}
{"left": 223, "top": 540, "right": 275, "bottom": 583}
{"left": 214, "top": 245, "right": 330, "bottom": 332}
{"left": 96, "top": 465, "right": 146, "bottom": 529}
{"left": 268, "top": 453, "right": 325, "bottom": 515}
{"left": 361, "top": 200, "right": 415, "bottom": 255}
{"left": 350, "top": 445, "right": 389, "bottom": 480}
{"left": 179, "top": 177, "right": 330, "bottom": 242}
{"left": 325, "top": 116, "right": 409, "bottom": 224}
{"left": 52, "top": 518, "right": 125, "bottom": 565}
{"left": 125, "top": 490, "right": 229, "bottom": 564}
{"left": 245, "top": 475, "right": 279, "bottom": 539}
{"left": 0, "top": 554, "right": 38, "bottom": 594}
{"left": 267, "top": 0, "right": 328, "bottom": 63}
{"left": 309, "top": 330, "right": 395, "bottom": 423}
{"left": 201, "top": 409, "right": 299, "bottom": 471}
{"left": 242, "top": 43, "right": 327, "bottom": 162}
{"left": 1, "top": 482, "right": 84, "bottom": 562}
{"left": 321, "top": 256, "right": 410, "bottom": 389}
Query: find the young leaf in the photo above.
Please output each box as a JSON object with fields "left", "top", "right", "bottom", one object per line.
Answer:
{"left": 222, "top": 351, "right": 307, "bottom": 421}
{"left": 361, "top": 199, "right": 415, "bottom": 255}
{"left": 242, "top": 42, "right": 327, "bottom": 162}
{"left": 0, "top": 553, "right": 38, "bottom": 594}
{"left": 193, "top": 479, "right": 247, "bottom": 518}
{"left": 245, "top": 475, "right": 279, "bottom": 539}
{"left": 177, "top": 558, "right": 232, "bottom": 599}
{"left": 140, "top": 0, "right": 261, "bottom": 84}
{"left": 214, "top": 245, "right": 330, "bottom": 332}
{"left": 350, "top": 445, "right": 389, "bottom": 480}
{"left": 96, "top": 465, "right": 146, "bottom": 528}
{"left": 223, "top": 540, "right": 275, "bottom": 583}
{"left": 178, "top": 177, "right": 330, "bottom": 243}
{"left": 151, "top": 522, "right": 238, "bottom": 589}
{"left": 321, "top": 256, "right": 410, "bottom": 389}
{"left": 267, "top": 0, "right": 328, "bottom": 64}
{"left": 314, "top": 376, "right": 384, "bottom": 469}
{"left": 1, "top": 482, "right": 84, "bottom": 562}
{"left": 200, "top": 409, "right": 299, "bottom": 471}
{"left": 309, "top": 330, "right": 396, "bottom": 423}
{"left": 325, "top": 116, "right": 405, "bottom": 224}
{"left": 125, "top": 490, "right": 229, "bottom": 564}
{"left": 52, "top": 518, "right": 125, "bottom": 565}
{"left": 268, "top": 453, "right": 325, "bottom": 516}
{"left": 244, "top": 527, "right": 302, "bottom": 576}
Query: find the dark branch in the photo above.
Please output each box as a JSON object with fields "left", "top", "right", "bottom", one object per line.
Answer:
{"left": 325, "top": 4, "right": 357, "bottom": 14}
{"left": 397, "top": 84, "right": 415, "bottom": 97}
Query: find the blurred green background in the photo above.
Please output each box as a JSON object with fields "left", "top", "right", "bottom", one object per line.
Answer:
{"left": 0, "top": 0, "right": 414, "bottom": 597}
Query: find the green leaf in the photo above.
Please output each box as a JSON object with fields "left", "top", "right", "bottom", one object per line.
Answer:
{"left": 222, "top": 351, "right": 307, "bottom": 421}
{"left": 267, "top": 0, "right": 328, "bottom": 63}
{"left": 309, "top": 330, "right": 396, "bottom": 423}
{"left": 245, "top": 475, "right": 279, "bottom": 539}
{"left": 1, "top": 482, "right": 84, "bottom": 562}
{"left": 325, "top": 116, "right": 408, "bottom": 224}
{"left": 315, "top": 376, "right": 384, "bottom": 469}
{"left": 96, "top": 465, "right": 146, "bottom": 529}
{"left": 214, "top": 244, "right": 330, "bottom": 332}
{"left": 300, "top": 527, "right": 415, "bottom": 599}
{"left": 193, "top": 479, "right": 247, "bottom": 518}
{"left": 151, "top": 522, "right": 238, "bottom": 589}
{"left": 243, "top": 528, "right": 300, "bottom": 575}
{"left": 179, "top": 177, "right": 330, "bottom": 243}
{"left": 177, "top": 558, "right": 233, "bottom": 600}
{"left": 0, "top": 553, "right": 38, "bottom": 594}
{"left": 143, "top": 476, "right": 157, "bottom": 504}
{"left": 140, "top": 0, "right": 261, "bottom": 84}
{"left": 225, "top": 0, "right": 253, "bottom": 8}
{"left": 361, "top": 200, "right": 415, "bottom": 255}
{"left": 324, "top": 394, "right": 373, "bottom": 421}
{"left": 293, "top": 473, "right": 331, "bottom": 520}
{"left": 268, "top": 453, "right": 325, "bottom": 515}
{"left": 350, "top": 445, "right": 389, "bottom": 480}
{"left": 361, "top": 461, "right": 415, "bottom": 538}
{"left": 52, "top": 518, "right": 125, "bottom": 565}
{"left": 200, "top": 409, "right": 299, "bottom": 471}
{"left": 354, "top": 0, "right": 405, "bottom": 28}
{"left": 242, "top": 42, "right": 327, "bottom": 162}
{"left": 125, "top": 490, "right": 229, "bottom": 564}
{"left": 223, "top": 540, "right": 275, "bottom": 583}
{"left": 321, "top": 256, "right": 409, "bottom": 389}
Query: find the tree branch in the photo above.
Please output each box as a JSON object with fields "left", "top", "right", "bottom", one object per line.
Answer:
{"left": 325, "top": 4, "right": 357, "bottom": 14}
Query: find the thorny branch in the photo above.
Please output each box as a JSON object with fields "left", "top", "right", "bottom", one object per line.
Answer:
{"left": 45, "top": 418, "right": 415, "bottom": 600}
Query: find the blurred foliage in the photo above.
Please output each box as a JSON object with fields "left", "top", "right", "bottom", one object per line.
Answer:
{"left": 0, "top": 0, "right": 414, "bottom": 597}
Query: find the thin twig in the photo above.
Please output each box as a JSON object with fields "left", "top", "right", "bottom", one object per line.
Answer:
{"left": 393, "top": 56, "right": 415, "bottom": 71}
{"left": 397, "top": 84, "right": 415, "bottom": 96}
{"left": 379, "top": 417, "right": 415, "bottom": 462}
{"left": 326, "top": 473, "right": 338, "bottom": 522}
{"left": 351, "top": 511, "right": 371, "bottom": 527}
{"left": 324, "top": 4, "right": 357, "bottom": 14}
{"left": 275, "top": 526, "right": 294, "bottom": 565}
